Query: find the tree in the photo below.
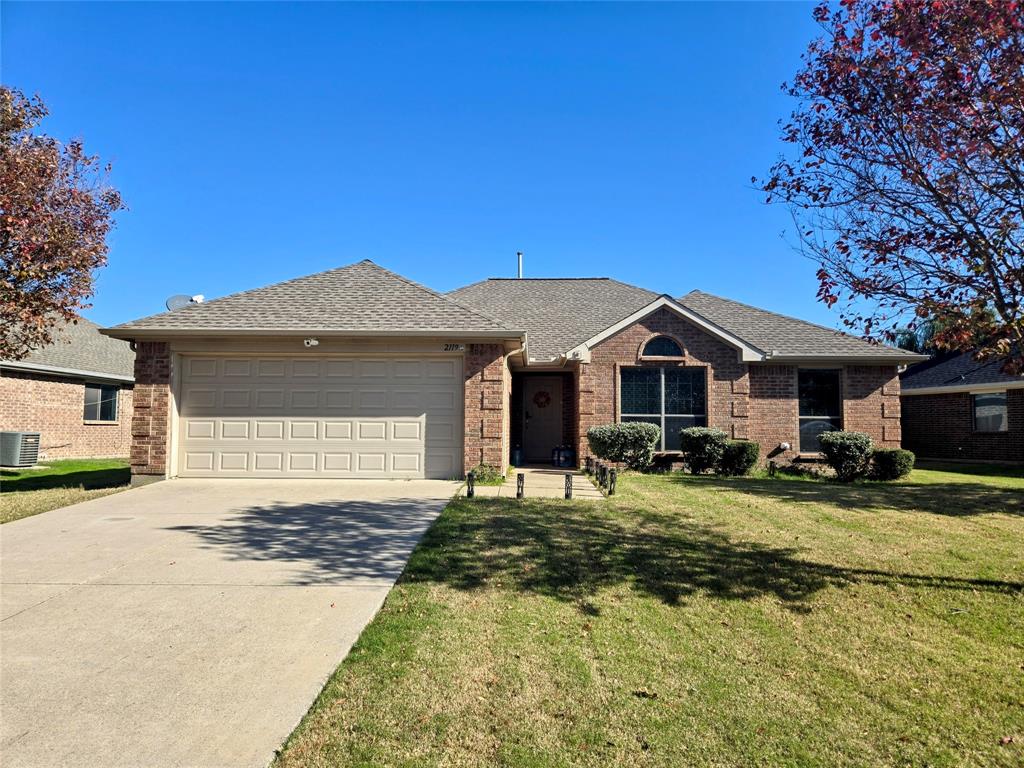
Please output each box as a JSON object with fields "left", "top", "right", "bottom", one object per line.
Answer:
{"left": 761, "top": 0, "right": 1024, "bottom": 372}
{"left": 1, "top": 86, "right": 124, "bottom": 360}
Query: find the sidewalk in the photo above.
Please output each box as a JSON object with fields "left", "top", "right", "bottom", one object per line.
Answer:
{"left": 460, "top": 466, "right": 604, "bottom": 500}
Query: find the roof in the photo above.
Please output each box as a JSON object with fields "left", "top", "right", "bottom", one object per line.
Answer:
{"left": 448, "top": 278, "right": 922, "bottom": 362}
{"left": 105, "top": 260, "right": 517, "bottom": 338}
{"left": 448, "top": 278, "right": 659, "bottom": 360}
{"left": 678, "top": 291, "right": 923, "bottom": 361}
{"left": 901, "top": 350, "right": 1024, "bottom": 392}
{"left": 1, "top": 317, "right": 135, "bottom": 381}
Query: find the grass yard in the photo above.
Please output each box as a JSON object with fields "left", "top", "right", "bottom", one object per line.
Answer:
{"left": 1, "top": 458, "right": 131, "bottom": 524}
{"left": 276, "top": 466, "right": 1023, "bottom": 768}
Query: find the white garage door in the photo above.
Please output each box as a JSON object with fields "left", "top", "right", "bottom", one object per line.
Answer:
{"left": 177, "top": 356, "right": 463, "bottom": 479}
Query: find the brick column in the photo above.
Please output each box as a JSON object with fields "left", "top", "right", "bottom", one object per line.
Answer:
{"left": 130, "top": 342, "right": 171, "bottom": 481}
{"left": 464, "top": 343, "right": 507, "bottom": 475}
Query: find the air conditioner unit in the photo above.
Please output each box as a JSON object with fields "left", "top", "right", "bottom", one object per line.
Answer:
{"left": 1, "top": 431, "right": 41, "bottom": 468}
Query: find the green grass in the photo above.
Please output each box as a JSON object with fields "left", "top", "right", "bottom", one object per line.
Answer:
{"left": 1, "top": 458, "right": 130, "bottom": 524}
{"left": 275, "top": 466, "right": 1023, "bottom": 768}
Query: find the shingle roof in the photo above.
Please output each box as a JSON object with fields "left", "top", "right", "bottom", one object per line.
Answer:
{"left": 107, "top": 260, "right": 515, "bottom": 336}
{"left": 448, "top": 278, "right": 660, "bottom": 360}
{"left": 1, "top": 317, "right": 135, "bottom": 380}
{"left": 678, "top": 290, "right": 921, "bottom": 360}
{"left": 901, "top": 351, "right": 1023, "bottom": 390}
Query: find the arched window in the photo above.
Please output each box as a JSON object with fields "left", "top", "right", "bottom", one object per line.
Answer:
{"left": 642, "top": 336, "right": 683, "bottom": 357}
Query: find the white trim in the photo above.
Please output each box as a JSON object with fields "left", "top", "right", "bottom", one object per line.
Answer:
{"left": 565, "top": 295, "right": 764, "bottom": 362}
{"left": 0, "top": 360, "right": 134, "bottom": 383}
{"left": 901, "top": 381, "right": 1024, "bottom": 396}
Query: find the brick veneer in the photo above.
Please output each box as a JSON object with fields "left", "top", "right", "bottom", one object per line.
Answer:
{"left": 130, "top": 342, "right": 172, "bottom": 478}
{"left": 464, "top": 343, "right": 509, "bottom": 474}
{"left": 901, "top": 389, "right": 1023, "bottom": 462}
{"left": 0, "top": 369, "right": 133, "bottom": 459}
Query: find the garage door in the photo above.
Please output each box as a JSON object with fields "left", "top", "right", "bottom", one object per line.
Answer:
{"left": 176, "top": 356, "right": 463, "bottom": 479}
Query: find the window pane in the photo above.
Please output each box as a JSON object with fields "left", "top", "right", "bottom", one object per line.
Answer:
{"left": 974, "top": 393, "right": 1008, "bottom": 432}
{"left": 664, "top": 368, "right": 706, "bottom": 415}
{"left": 83, "top": 385, "right": 101, "bottom": 420}
{"left": 799, "top": 417, "right": 841, "bottom": 452}
{"left": 799, "top": 370, "right": 841, "bottom": 417}
{"left": 621, "top": 368, "right": 661, "bottom": 414}
{"left": 99, "top": 385, "right": 118, "bottom": 421}
{"left": 642, "top": 336, "right": 683, "bottom": 357}
{"left": 665, "top": 415, "right": 706, "bottom": 450}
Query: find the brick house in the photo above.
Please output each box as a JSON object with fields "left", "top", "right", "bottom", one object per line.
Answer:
{"left": 1, "top": 318, "right": 135, "bottom": 460}
{"left": 101, "top": 260, "right": 925, "bottom": 482}
{"left": 901, "top": 351, "right": 1023, "bottom": 464}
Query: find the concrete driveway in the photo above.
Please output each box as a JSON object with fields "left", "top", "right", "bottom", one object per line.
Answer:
{"left": 0, "top": 478, "right": 458, "bottom": 768}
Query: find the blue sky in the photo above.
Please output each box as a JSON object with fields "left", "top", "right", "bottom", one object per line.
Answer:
{"left": 4, "top": 1, "right": 826, "bottom": 328}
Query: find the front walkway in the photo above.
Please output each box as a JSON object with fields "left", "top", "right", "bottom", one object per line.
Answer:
{"left": 0, "top": 478, "right": 458, "bottom": 768}
{"left": 461, "top": 466, "right": 604, "bottom": 500}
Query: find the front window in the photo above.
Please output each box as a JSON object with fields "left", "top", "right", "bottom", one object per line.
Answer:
{"left": 620, "top": 367, "right": 706, "bottom": 450}
{"left": 798, "top": 369, "right": 842, "bottom": 452}
{"left": 641, "top": 336, "right": 684, "bottom": 357}
{"left": 84, "top": 383, "right": 118, "bottom": 422}
{"left": 973, "top": 392, "right": 1008, "bottom": 432}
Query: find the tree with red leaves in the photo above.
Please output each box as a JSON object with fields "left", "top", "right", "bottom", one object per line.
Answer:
{"left": 762, "top": 0, "right": 1024, "bottom": 372}
{"left": 1, "top": 86, "right": 124, "bottom": 360}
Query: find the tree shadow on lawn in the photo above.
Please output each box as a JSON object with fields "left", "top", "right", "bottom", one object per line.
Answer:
{"left": 404, "top": 499, "right": 1022, "bottom": 609}
{"left": 0, "top": 466, "right": 130, "bottom": 493}
{"left": 664, "top": 475, "right": 1023, "bottom": 518}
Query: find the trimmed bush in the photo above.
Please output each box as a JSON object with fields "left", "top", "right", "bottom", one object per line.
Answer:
{"left": 587, "top": 422, "right": 661, "bottom": 471}
{"left": 469, "top": 463, "right": 503, "bottom": 485}
{"left": 720, "top": 440, "right": 760, "bottom": 476}
{"left": 818, "top": 431, "right": 873, "bottom": 481}
{"left": 870, "top": 448, "right": 915, "bottom": 480}
{"left": 679, "top": 427, "right": 728, "bottom": 474}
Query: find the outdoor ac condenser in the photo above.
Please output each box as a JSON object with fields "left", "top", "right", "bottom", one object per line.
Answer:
{"left": 0, "top": 431, "right": 41, "bottom": 468}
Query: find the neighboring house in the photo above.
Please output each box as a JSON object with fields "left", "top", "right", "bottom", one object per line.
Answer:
{"left": 901, "top": 351, "right": 1024, "bottom": 463}
{"left": 101, "top": 260, "right": 925, "bottom": 482}
{"left": 1, "top": 318, "right": 135, "bottom": 460}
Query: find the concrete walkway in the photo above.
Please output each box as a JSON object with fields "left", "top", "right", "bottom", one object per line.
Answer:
{"left": 0, "top": 478, "right": 458, "bottom": 768}
{"left": 461, "top": 467, "right": 604, "bottom": 500}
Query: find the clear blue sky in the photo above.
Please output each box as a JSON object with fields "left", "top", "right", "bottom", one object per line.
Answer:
{"left": 4, "top": 1, "right": 827, "bottom": 328}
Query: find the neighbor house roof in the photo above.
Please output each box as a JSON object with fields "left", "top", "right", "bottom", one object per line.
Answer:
{"left": 901, "top": 351, "right": 1024, "bottom": 394}
{"left": 1, "top": 317, "right": 135, "bottom": 382}
{"left": 104, "top": 260, "right": 519, "bottom": 339}
{"left": 448, "top": 278, "right": 923, "bottom": 363}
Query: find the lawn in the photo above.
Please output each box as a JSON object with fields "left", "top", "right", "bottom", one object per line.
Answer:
{"left": 275, "top": 466, "right": 1023, "bottom": 768}
{"left": 0, "top": 458, "right": 131, "bottom": 524}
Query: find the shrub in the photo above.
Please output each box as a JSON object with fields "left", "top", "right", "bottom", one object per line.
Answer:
{"left": 468, "top": 463, "right": 503, "bottom": 485}
{"left": 586, "top": 422, "right": 661, "bottom": 471}
{"left": 720, "top": 440, "right": 760, "bottom": 476}
{"left": 679, "top": 427, "right": 728, "bottom": 474}
{"left": 818, "top": 431, "right": 873, "bottom": 481}
{"left": 870, "top": 448, "right": 915, "bottom": 480}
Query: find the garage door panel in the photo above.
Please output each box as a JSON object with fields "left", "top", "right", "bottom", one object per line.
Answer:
{"left": 179, "top": 356, "right": 462, "bottom": 478}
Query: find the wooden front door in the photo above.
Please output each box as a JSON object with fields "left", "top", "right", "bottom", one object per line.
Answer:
{"left": 522, "top": 376, "right": 563, "bottom": 463}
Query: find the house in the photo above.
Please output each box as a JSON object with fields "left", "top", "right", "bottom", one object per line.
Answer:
{"left": 901, "top": 351, "right": 1024, "bottom": 464}
{"left": 101, "top": 260, "right": 925, "bottom": 482}
{"left": 1, "top": 318, "right": 135, "bottom": 460}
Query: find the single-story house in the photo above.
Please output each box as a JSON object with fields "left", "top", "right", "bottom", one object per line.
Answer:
{"left": 901, "top": 351, "right": 1023, "bottom": 464}
{"left": 1, "top": 318, "right": 135, "bottom": 460}
{"left": 101, "top": 260, "right": 926, "bottom": 482}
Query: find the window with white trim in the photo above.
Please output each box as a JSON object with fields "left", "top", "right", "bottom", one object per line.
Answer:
{"left": 798, "top": 369, "right": 842, "bottom": 452}
{"left": 973, "top": 392, "right": 1008, "bottom": 432}
{"left": 641, "top": 336, "right": 683, "bottom": 357}
{"left": 84, "top": 383, "right": 119, "bottom": 422}
{"left": 620, "top": 367, "right": 706, "bottom": 451}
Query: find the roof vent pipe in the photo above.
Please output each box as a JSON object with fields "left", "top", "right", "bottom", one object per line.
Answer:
{"left": 517, "top": 251, "right": 523, "bottom": 279}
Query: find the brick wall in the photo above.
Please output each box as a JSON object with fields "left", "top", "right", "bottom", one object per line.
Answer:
{"left": 749, "top": 365, "right": 800, "bottom": 460}
{"left": 463, "top": 343, "right": 508, "bottom": 475}
{"left": 901, "top": 389, "right": 1023, "bottom": 463}
{"left": 130, "top": 342, "right": 172, "bottom": 478}
{"left": 844, "top": 365, "right": 901, "bottom": 446}
{"left": 0, "top": 370, "right": 133, "bottom": 459}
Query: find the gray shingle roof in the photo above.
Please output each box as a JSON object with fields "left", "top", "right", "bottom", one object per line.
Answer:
{"left": 1, "top": 317, "right": 135, "bottom": 380}
{"left": 901, "top": 351, "right": 1023, "bottom": 390}
{"left": 448, "top": 278, "right": 660, "bottom": 360}
{"left": 107, "top": 260, "right": 515, "bottom": 336}
{"left": 678, "top": 290, "right": 921, "bottom": 360}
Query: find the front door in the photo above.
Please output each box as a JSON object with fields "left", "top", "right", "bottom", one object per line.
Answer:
{"left": 522, "top": 376, "right": 563, "bottom": 463}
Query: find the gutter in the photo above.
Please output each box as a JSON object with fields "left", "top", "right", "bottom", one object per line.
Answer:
{"left": 0, "top": 360, "right": 134, "bottom": 383}
{"left": 901, "top": 380, "right": 1024, "bottom": 396}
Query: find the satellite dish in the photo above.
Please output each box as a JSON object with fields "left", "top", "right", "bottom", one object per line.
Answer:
{"left": 165, "top": 294, "right": 193, "bottom": 311}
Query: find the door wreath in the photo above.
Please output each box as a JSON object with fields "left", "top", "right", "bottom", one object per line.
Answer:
{"left": 532, "top": 390, "right": 552, "bottom": 409}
